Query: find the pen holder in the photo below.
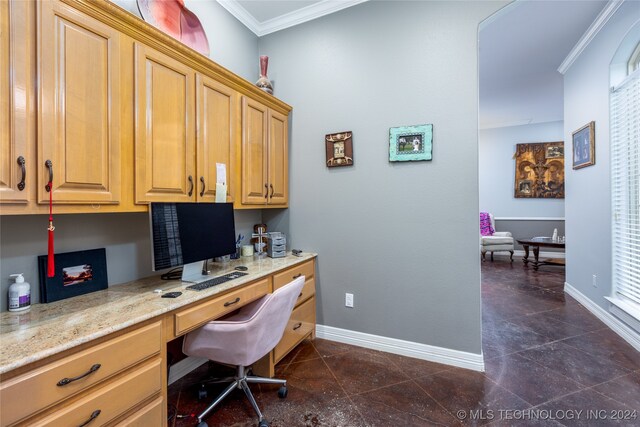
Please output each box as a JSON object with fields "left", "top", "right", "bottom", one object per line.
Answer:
{"left": 231, "top": 246, "right": 241, "bottom": 260}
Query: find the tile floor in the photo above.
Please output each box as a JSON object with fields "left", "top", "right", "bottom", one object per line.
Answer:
{"left": 168, "top": 259, "right": 640, "bottom": 426}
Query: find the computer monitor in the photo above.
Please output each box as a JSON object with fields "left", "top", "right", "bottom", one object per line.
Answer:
{"left": 149, "top": 202, "right": 236, "bottom": 282}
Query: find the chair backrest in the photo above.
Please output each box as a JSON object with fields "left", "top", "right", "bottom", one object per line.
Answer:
{"left": 182, "top": 276, "right": 306, "bottom": 366}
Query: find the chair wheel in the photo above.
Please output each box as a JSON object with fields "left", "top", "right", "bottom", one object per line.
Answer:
{"left": 258, "top": 420, "right": 269, "bottom": 427}
{"left": 198, "top": 385, "right": 208, "bottom": 400}
{"left": 278, "top": 386, "right": 288, "bottom": 398}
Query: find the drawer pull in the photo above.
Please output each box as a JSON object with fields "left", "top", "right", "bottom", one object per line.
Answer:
{"left": 292, "top": 273, "right": 302, "bottom": 279}
{"left": 293, "top": 322, "right": 302, "bottom": 331}
{"left": 78, "top": 409, "right": 101, "bottom": 427}
{"left": 57, "top": 363, "right": 101, "bottom": 386}
{"left": 270, "top": 183, "right": 274, "bottom": 198}
{"left": 224, "top": 297, "right": 241, "bottom": 307}
{"left": 264, "top": 183, "right": 269, "bottom": 199}
{"left": 188, "top": 175, "right": 194, "bottom": 197}
{"left": 200, "top": 176, "right": 206, "bottom": 197}
{"left": 298, "top": 292, "right": 303, "bottom": 298}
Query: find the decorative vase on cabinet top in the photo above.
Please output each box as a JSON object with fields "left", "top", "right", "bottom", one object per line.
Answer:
{"left": 255, "top": 55, "right": 274, "bottom": 95}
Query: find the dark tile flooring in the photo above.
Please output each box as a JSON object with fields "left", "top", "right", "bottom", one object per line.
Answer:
{"left": 168, "top": 260, "right": 640, "bottom": 426}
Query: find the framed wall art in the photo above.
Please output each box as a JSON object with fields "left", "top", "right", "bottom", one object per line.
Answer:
{"left": 389, "top": 124, "right": 433, "bottom": 162}
{"left": 514, "top": 142, "right": 564, "bottom": 199}
{"left": 326, "top": 131, "right": 353, "bottom": 167}
{"left": 572, "top": 121, "right": 595, "bottom": 169}
{"left": 38, "top": 248, "right": 108, "bottom": 303}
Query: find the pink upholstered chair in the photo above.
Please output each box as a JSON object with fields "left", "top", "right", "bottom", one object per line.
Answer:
{"left": 182, "top": 276, "right": 306, "bottom": 427}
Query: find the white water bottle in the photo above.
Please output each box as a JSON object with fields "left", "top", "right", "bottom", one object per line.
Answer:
{"left": 552, "top": 228, "right": 558, "bottom": 241}
{"left": 8, "top": 273, "right": 31, "bottom": 312}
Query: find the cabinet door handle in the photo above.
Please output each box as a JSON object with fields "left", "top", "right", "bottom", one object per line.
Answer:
{"left": 293, "top": 322, "right": 302, "bottom": 331}
{"left": 188, "top": 175, "right": 194, "bottom": 197}
{"left": 264, "top": 183, "right": 268, "bottom": 199}
{"left": 77, "top": 409, "right": 101, "bottom": 427}
{"left": 224, "top": 297, "right": 240, "bottom": 307}
{"left": 270, "top": 184, "right": 274, "bottom": 199}
{"left": 200, "top": 176, "right": 205, "bottom": 197}
{"left": 292, "top": 273, "right": 302, "bottom": 279}
{"left": 57, "top": 363, "right": 101, "bottom": 386}
{"left": 17, "top": 156, "right": 26, "bottom": 191}
{"left": 45, "top": 160, "right": 53, "bottom": 192}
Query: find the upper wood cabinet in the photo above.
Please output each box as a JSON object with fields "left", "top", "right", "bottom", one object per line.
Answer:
{"left": 134, "top": 42, "right": 195, "bottom": 203}
{"left": 0, "top": 1, "right": 35, "bottom": 204}
{"left": 37, "top": 0, "right": 121, "bottom": 204}
{"left": 240, "top": 97, "right": 288, "bottom": 207}
{"left": 197, "top": 75, "right": 236, "bottom": 203}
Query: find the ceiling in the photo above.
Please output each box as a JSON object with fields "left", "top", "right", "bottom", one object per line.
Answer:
{"left": 220, "top": 0, "right": 608, "bottom": 129}
{"left": 479, "top": 0, "right": 607, "bottom": 129}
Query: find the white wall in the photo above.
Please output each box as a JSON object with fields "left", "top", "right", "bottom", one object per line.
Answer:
{"left": 259, "top": 0, "right": 506, "bottom": 355}
{"left": 479, "top": 121, "right": 565, "bottom": 217}
{"left": 564, "top": 1, "right": 640, "bottom": 311}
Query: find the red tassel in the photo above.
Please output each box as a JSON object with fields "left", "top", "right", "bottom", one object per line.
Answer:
{"left": 47, "top": 180, "right": 55, "bottom": 277}
{"left": 47, "top": 228, "right": 55, "bottom": 277}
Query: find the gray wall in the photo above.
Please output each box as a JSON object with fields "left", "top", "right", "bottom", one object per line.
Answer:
{"left": 494, "top": 219, "right": 565, "bottom": 253}
{"left": 111, "top": 0, "right": 259, "bottom": 81}
{"left": 564, "top": 2, "right": 640, "bottom": 310}
{"left": 0, "top": 2, "right": 262, "bottom": 312}
{"left": 479, "top": 121, "right": 565, "bottom": 218}
{"left": 259, "top": 0, "right": 506, "bottom": 354}
{"left": 0, "top": 211, "right": 259, "bottom": 312}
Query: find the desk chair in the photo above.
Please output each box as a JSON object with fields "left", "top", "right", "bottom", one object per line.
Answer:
{"left": 182, "top": 276, "right": 306, "bottom": 427}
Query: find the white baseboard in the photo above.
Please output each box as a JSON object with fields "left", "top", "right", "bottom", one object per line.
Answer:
{"left": 315, "top": 324, "right": 484, "bottom": 372}
{"left": 168, "top": 356, "right": 209, "bottom": 385}
{"left": 564, "top": 282, "right": 640, "bottom": 352}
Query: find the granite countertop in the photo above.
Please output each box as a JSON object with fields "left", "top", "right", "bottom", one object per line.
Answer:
{"left": 0, "top": 252, "right": 316, "bottom": 375}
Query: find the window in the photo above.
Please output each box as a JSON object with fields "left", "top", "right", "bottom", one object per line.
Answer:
{"left": 610, "top": 62, "right": 640, "bottom": 325}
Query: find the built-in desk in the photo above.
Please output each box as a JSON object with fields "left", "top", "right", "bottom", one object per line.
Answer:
{"left": 0, "top": 253, "right": 316, "bottom": 427}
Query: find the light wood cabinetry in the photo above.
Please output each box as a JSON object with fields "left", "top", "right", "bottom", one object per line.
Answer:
{"left": 38, "top": 0, "right": 121, "bottom": 204}
{"left": 2, "top": 0, "right": 290, "bottom": 214}
{"left": 197, "top": 75, "right": 236, "bottom": 203}
{"left": 239, "top": 97, "right": 289, "bottom": 207}
{"left": 0, "top": 322, "right": 162, "bottom": 426}
{"left": 0, "top": 0, "right": 35, "bottom": 204}
{"left": 134, "top": 43, "right": 195, "bottom": 203}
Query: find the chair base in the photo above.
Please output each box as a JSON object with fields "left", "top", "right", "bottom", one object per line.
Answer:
{"left": 481, "top": 250, "right": 514, "bottom": 262}
{"left": 195, "top": 365, "right": 287, "bottom": 427}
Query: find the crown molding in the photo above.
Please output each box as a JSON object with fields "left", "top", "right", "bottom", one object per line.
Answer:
{"left": 217, "top": 0, "right": 369, "bottom": 37}
{"left": 558, "top": 0, "right": 624, "bottom": 75}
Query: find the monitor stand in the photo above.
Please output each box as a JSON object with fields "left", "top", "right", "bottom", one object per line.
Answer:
{"left": 181, "top": 261, "right": 211, "bottom": 283}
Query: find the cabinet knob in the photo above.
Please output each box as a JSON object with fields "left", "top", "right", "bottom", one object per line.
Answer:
{"left": 188, "top": 175, "right": 194, "bottom": 197}
{"left": 17, "top": 156, "right": 26, "bottom": 191}
{"left": 200, "top": 176, "right": 205, "bottom": 197}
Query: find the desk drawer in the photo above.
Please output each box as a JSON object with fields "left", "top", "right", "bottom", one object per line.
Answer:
{"left": 274, "top": 297, "right": 315, "bottom": 362}
{"left": 113, "top": 395, "right": 164, "bottom": 427}
{"left": 295, "top": 277, "right": 315, "bottom": 306}
{"left": 32, "top": 358, "right": 162, "bottom": 427}
{"left": 273, "top": 260, "right": 314, "bottom": 289}
{"left": 175, "top": 278, "right": 270, "bottom": 335}
{"left": 0, "top": 322, "right": 161, "bottom": 426}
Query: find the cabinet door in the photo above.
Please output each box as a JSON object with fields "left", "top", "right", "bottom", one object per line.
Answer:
{"left": 241, "top": 96, "right": 268, "bottom": 205}
{"left": 268, "top": 109, "right": 288, "bottom": 205}
{"left": 0, "top": 1, "right": 34, "bottom": 203}
{"left": 134, "top": 43, "right": 195, "bottom": 203}
{"left": 197, "top": 75, "right": 236, "bottom": 202}
{"left": 38, "top": 0, "right": 121, "bottom": 204}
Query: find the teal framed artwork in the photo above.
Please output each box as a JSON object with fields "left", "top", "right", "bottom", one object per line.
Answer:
{"left": 389, "top": 124, "right": 433, "bottom": 162}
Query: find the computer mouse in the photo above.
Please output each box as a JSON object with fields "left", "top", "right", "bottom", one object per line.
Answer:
{"left": 235, "top": 266, "right": 248, "bottom": 271}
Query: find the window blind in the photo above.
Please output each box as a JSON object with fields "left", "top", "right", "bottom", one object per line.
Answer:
{"left": 612, "top": 68, "right": 640, "bottom": 308}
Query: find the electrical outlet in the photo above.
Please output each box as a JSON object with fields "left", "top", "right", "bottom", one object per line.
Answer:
{"left": 345, "top": 293, "right": 354, "bottom": 308}
{"left": 593, "top": 274, "right": 597, "bottom": 288}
